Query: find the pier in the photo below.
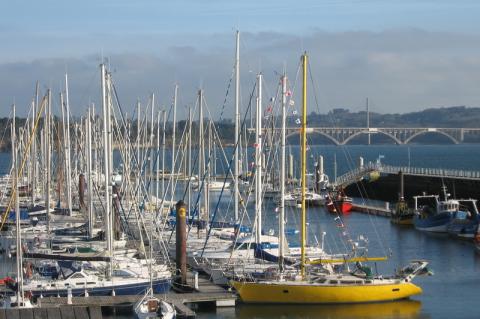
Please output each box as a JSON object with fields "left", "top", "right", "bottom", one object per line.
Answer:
{"left": 352, "top": 202, "right": 392, "bottom": 217}
{"left": 33, "top": 271, "right": 236, "bottom": 318}
{"left": 335, "top": 163, "right": 480, "bottom": 187}
{"left": 338, "top": 162, "right": 480, "bottom": 203}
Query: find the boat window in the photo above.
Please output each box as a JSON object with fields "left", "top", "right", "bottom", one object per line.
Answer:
{"left": 69, "top": 273, "right": 85, "bottom": 279}
{"left": 76, "top": 282, "right": 85, "bottom": 285}
{"left": 113, "top": 269, "right": 135, "bottom": 278}
{"left": 329, "top": 280, "right": 338, "bottom": 284}
{"left": 456, "top": 211, "right": 468, "bottom": 219}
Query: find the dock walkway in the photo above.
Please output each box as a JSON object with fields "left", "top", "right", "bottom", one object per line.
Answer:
{"left": 335, "top": 163, "right": 480, "bottom": 187}
{"left": 38, "top": 271, "right": 236, "bottom": 318}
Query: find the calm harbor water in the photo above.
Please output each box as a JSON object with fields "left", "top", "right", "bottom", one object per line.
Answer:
{"left": 2, "top": 144, "right": 480, "bottom": 318}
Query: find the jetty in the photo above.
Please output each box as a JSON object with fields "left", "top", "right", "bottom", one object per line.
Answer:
{"left": 3, "top": 271, "right": 236, "bottom": 319}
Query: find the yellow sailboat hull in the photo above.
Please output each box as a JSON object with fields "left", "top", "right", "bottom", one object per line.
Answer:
{"left": 231, "top": 280, "right": 422, "bottom": 304}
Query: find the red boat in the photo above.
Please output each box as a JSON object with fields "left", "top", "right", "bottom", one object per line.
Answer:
{"left": 326, "top": 190, "right": 353, "bottom": 214}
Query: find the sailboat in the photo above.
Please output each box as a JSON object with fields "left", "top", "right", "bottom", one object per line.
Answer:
{"left": 231, "top": 53, "right": 430, "bottom": 304}
{"left": 134, "top": 232, "right": 175, "bottom": 319}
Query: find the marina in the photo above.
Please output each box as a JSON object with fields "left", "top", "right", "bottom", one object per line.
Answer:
{"left": 1, "top": 4, "right": 480, "bottom": 317}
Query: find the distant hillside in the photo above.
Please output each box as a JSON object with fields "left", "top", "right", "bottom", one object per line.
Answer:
{"left": 302, "top": 106, "right": 480, "bottom": 128}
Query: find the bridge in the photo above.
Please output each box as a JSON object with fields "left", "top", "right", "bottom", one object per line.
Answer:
{"left": 334, "top": 162, "right": 480, "bottom": 187}
{"left": 253, "top": 127, "right": 480, "bottom": 145}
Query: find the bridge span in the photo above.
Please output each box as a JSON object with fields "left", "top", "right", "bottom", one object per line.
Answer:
{"left": 252, "top": 127, "right": 480, "bottom": 145}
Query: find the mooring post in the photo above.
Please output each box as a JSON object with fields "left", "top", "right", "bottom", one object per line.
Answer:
{"left": 78, "top": 174, "right": 86, "bottom": 211}
{"left": 176, "top": 200, "right": 187, "bottom": 285}
{"left": 194, "top": 271, "right": 199, "bottom": 290}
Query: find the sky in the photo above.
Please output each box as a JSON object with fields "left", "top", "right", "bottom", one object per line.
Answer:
{"left": 1, "top": 0, "right": 480, "bottom": 119}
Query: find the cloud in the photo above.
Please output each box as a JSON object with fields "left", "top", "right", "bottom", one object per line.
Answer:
{"left": 1, "top": 29, "right": 480, "bottom": 119}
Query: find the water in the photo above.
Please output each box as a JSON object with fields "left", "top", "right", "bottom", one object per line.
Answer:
{"left": 3, "top": 144, "right": 480, "bottom": 318}
{"left": 181, "top": 144, "right": 480, "bottom": 319}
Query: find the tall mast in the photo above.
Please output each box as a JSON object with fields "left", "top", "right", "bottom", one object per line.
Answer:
{"left": 65, "top": 74, "right": 73, "bottom": 215}
{"left": 46, "top": 90, "right": 51, "bottom": 241}
{"left": 198, "top": 89, "right": 205, "bottom": 225}
{"left": 300, "top": 53, "right": 308, "bottom": 278}
{"left": 101, "top": 63, "right": 112, "bottom": 276}
{"left": 234, "top": 30, "right": 240, "bottom": 222}
{"left": 255, "top": 73, "right": 263, "bottom": 244}
{"left": 136, "top": 101, "right": 141, "bottom": 203}
{"left": 87, "top": 107, "right": 94, "bottom": 238}
{"left": 156, "top": 110, "right": 161, "bottom": 205}
{"left": 32, "top": 82, "right": 39, "bottom": 204}
{"left": 188, "top": 107, "right": 192, "bottom": 213}
{"left": 161, "top": 110, "right": 166, "bottom": 199}
{"left": 171, "top": 85, "right": 178, "bottom": 204}
{"left": 107, "top": 72, "right": 114, "bottom": 244}
{"left": 150, "top": 93, "right": 155, "bottom": 203}
{"left": 279, "top": 73, "right": 287, "bottom": 271}
{"left": 12, "top": 104, "right": 24, "bottom": 303}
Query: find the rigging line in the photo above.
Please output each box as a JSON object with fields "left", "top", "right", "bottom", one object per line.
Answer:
{"left": 200, "top": 81, "right": 257, "bottom": 258}
{"left": 314, "top": 86, "right": 389, "bottom": 255}
{"left": 218, "top": 62, "right": 236, "bottom": 122}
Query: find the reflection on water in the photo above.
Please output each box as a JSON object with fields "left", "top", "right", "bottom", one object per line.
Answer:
{"left": 233, "top": 300, "right": 425, "bottom": 319}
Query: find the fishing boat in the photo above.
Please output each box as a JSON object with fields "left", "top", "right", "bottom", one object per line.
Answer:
{"left": 231, "top": 53, "right": 430, "bottom": 304}
{"left": 446, "top": 199, "right": 480, "bottom": 239}
{"left": 391, "top": 200, "right": 414, "bottom": 225}
{"left": 413, "top": 187, "right": 459, "bottom": 232}
{"left": 326, "top": 189, "right": 353, "bottom": 214}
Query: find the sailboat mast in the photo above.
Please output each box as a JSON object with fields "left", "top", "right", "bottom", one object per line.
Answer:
{"left": 300, "top": 53, "right": 308, "bottom": 278}
{"left": 171, "top": 85, "right": 178, "bottom": 204}
{"left": 156, "top": 110, "right": 161, "bottom": 205}
{"left": 87, "top": 107, "right": 94, "bottom": 238}
{"left": 279, "top": 73, "right": 287, "bottom": 271}
{"left": 198, "top": 89, "right": 205, "bottom": 225}
{"left": 65, "top": 74, "right": 73, "bottom": 215}
{"left": 150, "top": 94, "right": 155, "bottom": 203}
{"left": 46, "top": 90, "right": 52, "bottom": 239}
{"left": 255, "top": 73, "right": 263, "bottom": 244}
{"left": 234, "top": 30, "right": 240, "bottom": 222}
{"left": 187, "top": 107, "right": 192, "bottom": 213}
{"left": 101, "top": 63, "right": 113, "bottom": 276}
{"left": 162, "top": 110, "right": 166, "bottom": 198}
{"left": 12, "top": 104, "right": 24, "bottom": 302}
{"left": 32, "top": 82, "right": 39, "bottom": 204}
